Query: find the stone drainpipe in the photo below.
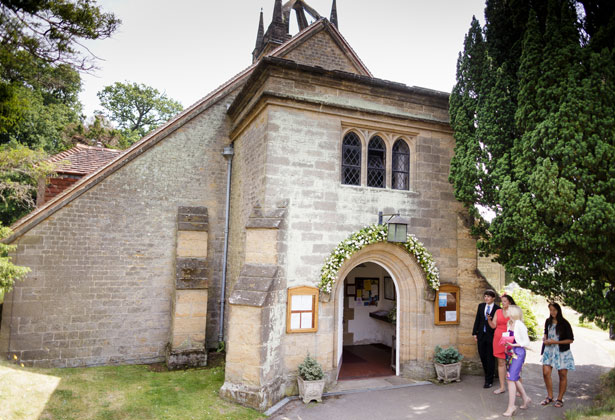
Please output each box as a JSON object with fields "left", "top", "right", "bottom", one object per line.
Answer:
{"left": 219, "top": 144, "right": 234, "bottom": 345}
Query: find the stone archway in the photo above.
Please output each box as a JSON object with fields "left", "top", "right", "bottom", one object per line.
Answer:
{"left": 331, "top": 242, "right": 435, "bottom": 379}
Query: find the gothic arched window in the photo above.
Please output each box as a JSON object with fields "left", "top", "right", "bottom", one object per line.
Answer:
{"left": 392, "top": 139, "right": 410, "bottom": 190}
{"left": 341, "top": 132, "right": 361, "bottom": 185}
{"left": 367, "top": 136, "right": 386, "bottom": 188}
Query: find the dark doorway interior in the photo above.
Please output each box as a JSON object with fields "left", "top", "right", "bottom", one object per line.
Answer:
{"left": 338, "top": 343, "right": 394, "bottom": 380}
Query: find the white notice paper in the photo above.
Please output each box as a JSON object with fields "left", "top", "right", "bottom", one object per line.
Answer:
{"left": 301, "top": 312, "right": 313, "bottom": 329}
{"left": 291, "top": 295, "right": 312, "bottom": 311}
{"left": 445, "top": 311, "right": 457, "bottom": 322}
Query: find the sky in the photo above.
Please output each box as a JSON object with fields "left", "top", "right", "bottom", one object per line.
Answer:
{"left": 79, "top": 0, "right": 487, "bottom": 117}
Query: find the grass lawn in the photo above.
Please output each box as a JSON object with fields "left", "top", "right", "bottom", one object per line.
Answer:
{"left": 0, "top": 355, "right": 264, "bottom": 420}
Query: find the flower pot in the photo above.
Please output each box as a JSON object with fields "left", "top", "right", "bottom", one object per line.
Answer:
{"left": 297, "top": 376, "right": 325, "bottom": 403}
{"left": 434, "top": 362, "right": 461, "bottom": 383}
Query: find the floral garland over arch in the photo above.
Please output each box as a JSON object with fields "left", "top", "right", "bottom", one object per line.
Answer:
{"left": 318, "top": 224, "right": 440, "bottom": 294}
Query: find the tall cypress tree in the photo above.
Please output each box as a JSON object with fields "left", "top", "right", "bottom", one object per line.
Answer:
{"left": 450, "top": 0, "right": 615, "bottom": 327}
{"left": 449, "top": 17, "right": 487, "bottom": 221}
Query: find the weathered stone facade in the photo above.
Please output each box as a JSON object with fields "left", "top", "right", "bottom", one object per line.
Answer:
{"left": 0, "top": 89, "right": 242, "bottom": 367}
{"left": 1, "top": 6, "right": 492, "bottom": 412}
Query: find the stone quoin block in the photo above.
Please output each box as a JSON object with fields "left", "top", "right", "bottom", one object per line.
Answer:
{"left": 175, "top": 258, "right": 208, "bottom": 289}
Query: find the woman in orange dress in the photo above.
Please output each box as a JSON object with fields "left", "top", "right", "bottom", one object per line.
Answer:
{"left": 488, "top": 294, "right": 516, "bottom": 394}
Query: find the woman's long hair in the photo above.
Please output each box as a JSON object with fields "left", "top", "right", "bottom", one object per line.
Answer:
{"left": 547, "top": 302, "right": 568, "bottom": 336}
{"left": 501, "top": 294, "right": 516, "bottom": 306}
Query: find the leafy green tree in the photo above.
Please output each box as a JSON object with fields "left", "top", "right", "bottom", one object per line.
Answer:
{"left": 450, "top": 0, "right": 615, "bottom": 328}
{"left": 0, "top": 0, "right": 120, "bottom": 73}
{"left": 0, "top": 143, "right": 56, "bottom": 296}
{"left": 0, "top": 0, "right": 119, "bottom": 225}
{"left": 65, "top": 115, "right": 128, "bottom": 149}
{"left": 0, "top": 143, "right": 56, "bottom": 225}
{"left": 97, "top": 81, "right": 183, "bottom": 142}
{"left": 1, "top": 0, "right": 120, "bottom": 152}
{"left": 1, "top": 225, "right": 30, "bottom": 296}
{"left": 1, "top": 83, "right": 82, "bottom": 152}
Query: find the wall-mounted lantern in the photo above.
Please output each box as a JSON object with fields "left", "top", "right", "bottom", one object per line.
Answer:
{"left": 378, "top": 211, "right": 410, "bottom": 243}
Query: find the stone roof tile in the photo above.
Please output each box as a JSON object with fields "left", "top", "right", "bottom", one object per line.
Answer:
{"left": 48, "top": 144, "right": 123, "bottom": 175}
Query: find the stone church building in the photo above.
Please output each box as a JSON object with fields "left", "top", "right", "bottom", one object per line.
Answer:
{"left": 1, "top": 0, "right": 497, "bottom": 410}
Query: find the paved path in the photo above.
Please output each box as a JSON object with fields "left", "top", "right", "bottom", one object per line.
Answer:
{"left": 271, "top": 325, "right": 615, "bottom": 420}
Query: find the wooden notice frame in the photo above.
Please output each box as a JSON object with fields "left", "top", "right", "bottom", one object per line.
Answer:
{"left": 434, "top": 284, "right": 460, "bottom": 325}
{"left": 287, "top": 286, "right": 319, "bottom": 333}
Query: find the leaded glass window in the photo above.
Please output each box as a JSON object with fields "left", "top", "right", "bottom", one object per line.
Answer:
{"left": 392, "top": 139, "right": 410, "bottom": 190}
{"left": 341, "top": 132, "right": 361, "bottom": 185}
{"left": 367, "top": 136, "right": 386, "bottom": 188}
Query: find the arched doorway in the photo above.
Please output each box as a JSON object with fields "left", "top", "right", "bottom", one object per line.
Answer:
{"left": 332, "top": 242, "right": 429, "bottom": 380}
{"left": 336, "top": 261, "right": 398, "bottom": 379}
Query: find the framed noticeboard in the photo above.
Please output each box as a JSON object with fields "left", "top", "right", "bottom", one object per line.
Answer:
{"left": 353, "top": 277, "right": 379, "bottom": 306}
{"left": 287, "top": 286, "right": 319, "bottom": 333}
{"left": 434, "top": 284, "right": 460, "bottom": 325}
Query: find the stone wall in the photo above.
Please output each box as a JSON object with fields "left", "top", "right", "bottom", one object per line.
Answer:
{"left": 0, "top": 91, "right": 239, "bottom": 367}
{"left": 281, "top": 29, "right": 360, "bottom": 74}
{"left": 477, "top": 255, "right": 506, "bottom": 292}
{"left": 251, "top": 97, "right": 483, "bottom": 389}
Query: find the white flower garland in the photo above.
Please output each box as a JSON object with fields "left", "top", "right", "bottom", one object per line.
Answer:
{"left": 318, "top": 224, "right": 440, "bottom": 293}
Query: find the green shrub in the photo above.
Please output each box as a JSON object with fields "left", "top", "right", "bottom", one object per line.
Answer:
{"left": 434, "top": 345, "right": 464, "bottom": 364}
{"left": 298, "top": 354, "right": 324, "bottom": 381}
{"left": 503, "top": 288, "right": 539, "bottom": 341}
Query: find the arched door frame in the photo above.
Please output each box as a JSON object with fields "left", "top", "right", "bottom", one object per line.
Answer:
{"left": 331, "top": 242, "right": 429, "bottom": 379}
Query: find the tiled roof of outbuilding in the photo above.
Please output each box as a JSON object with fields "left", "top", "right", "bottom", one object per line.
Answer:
{"left": 48, "top": 144, "right": 124, "bottom": 175}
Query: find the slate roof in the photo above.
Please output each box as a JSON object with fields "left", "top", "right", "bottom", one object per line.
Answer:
{"left": 48, "top": 144, "right": 124, "bottom": 175}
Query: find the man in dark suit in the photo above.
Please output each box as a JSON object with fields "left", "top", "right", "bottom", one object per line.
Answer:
{"left": 472, "top": 289, "right": 499, "bottom": 388}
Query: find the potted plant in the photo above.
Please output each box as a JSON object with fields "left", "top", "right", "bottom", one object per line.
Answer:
{"left": 434, "top": 345, "right": 463, "bottom": 383}
{"left": 297, "top": 354, "right": 325, "bottom": 403}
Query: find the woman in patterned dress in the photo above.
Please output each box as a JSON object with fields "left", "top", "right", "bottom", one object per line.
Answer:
{"left": 502, "top": 305, "right": 532, "bottom": 417}
{"left": 488, "top": 294, "right": 516, "bottom": 394}
{"left": 540, "top": 302, "right": 575, "bottom": 408}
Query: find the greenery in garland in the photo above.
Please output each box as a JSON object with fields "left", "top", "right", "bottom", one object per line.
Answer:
{"left": 318, "top": 224, "right": 440, "bottom": 294}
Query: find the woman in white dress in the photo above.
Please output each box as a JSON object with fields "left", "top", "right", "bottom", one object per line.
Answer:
{"left": 502, "top": 305, "right": 532, "bottom": 417}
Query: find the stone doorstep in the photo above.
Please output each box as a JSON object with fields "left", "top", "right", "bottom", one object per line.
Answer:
{"left": 263, "top": 376, "right": 432, "bottom": 417}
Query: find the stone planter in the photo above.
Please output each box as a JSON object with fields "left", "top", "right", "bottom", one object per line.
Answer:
{"left": 434, "top": 362, "right": 462, "bottom": 383}
{"left": 297, "top": 376, "right": 325, "bottom": 403}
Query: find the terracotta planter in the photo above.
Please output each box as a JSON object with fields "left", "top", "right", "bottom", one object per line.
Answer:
{"left": 297, "top": 376, "right": 325, "bottom": 403}
{"left": 434, "top": 362, "right": 462, "bottom": 383}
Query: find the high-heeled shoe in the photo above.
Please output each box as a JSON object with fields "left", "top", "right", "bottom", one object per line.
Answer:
{"left": 503, "top": 406, "right": 517, "bottom": 417}
{"left": 520, "top": 398, "right": 532, "bottom": 409}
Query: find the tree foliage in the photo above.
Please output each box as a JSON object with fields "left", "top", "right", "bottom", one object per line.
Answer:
{"left": 0, "top": 143, "right": 56, "bottom": 225}
{"left": 450, "top": 0, "right": 615, "bottom": 328}
{"left": 65, "top": 114, "right": 129, "bottom": 149}
{"left": 1, "top": 0, "right": 120, "bottom": 153}
{"left": 0, "top": 0, "right": 120, "bottom": 72}
{"left": 1, "top": 225, "right": 30, "bottom": 295}
{"left": 0, "top": 144, "right": 56, "bottom": 294}
{"left": 97, "top": 81, "right": 183, "bottom": 142}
